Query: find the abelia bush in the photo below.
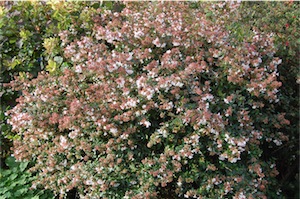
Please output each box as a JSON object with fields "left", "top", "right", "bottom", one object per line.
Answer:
{"left": 6, "top": 2, "right": 291, "bottom": 198}
{"left": 0, "top": 0, "right": 103, "bottom": 162}
{"left": 204, "top": 2, "right": 299, "bottom": 196}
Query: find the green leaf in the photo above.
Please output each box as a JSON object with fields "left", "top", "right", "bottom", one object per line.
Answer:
{"left": 9, "top": 181, "right": 19, "bottom": 188}
{"left": 46, "top": 59, "right": 58, "bottom": 74}
{"left": 16, "top": 187, "right": 28, "bottom": 196}
{"left": 16, "top": 177, "right": 26, "bottom": 185}
{"left": 5, "top": 57, "right": 21, "bottom": 70}
{"left": 129, "top": 164, "right": 137, "bottom": 172}
{"left": 2, "top": 191, "right": 11, "bottom": 198}
{"left": 14, "top": 189, "right": 22, "bottom": 197}
{"left": 0, "top": 180, "right": 4, "bottom": 188}
{"left": 5, "top": 157, "right": 18, "bottom": 169}
{"left": 104, "top": 1, "right": 113, "bottom": 10}
{"left": 0, "top": 187, "right": 8, "bottom": 194}
{"left": 9, "top": 173, "right": 18, "bottom": 181}
{"left": 0, "top": 169, "right": 11, "bottom": 177}
{"left": 9, "top": 38, "right": 17, "bottom": 44}
{"left": 19, "top": 162, "right": 29, "bottom": 172}
{"left": 53, "top": 56, "right": 63, "bottom": 65}
{"left": 61, "top": 62, "right": 69, "bottom": 69}
{"left": 0, "top": 111, "right": 5, "bottom": 120}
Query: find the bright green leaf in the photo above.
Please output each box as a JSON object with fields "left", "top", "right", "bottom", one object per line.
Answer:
{"left": 8, "top": 173, "right": 18, "bottom": 181}
{"left": 19, "top": 162, "right": 29, "bottom": 172}
{"left": 46, "top": 59, "right": 58, "bottom": 74}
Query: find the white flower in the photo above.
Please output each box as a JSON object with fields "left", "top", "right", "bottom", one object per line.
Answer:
{"left": 107, "top": 63, "right": 118, "bottom": 72}
{"left": 125, "top": 68, "right": 133, "bottom": 75}
{"left": 141, "top": 87, "right": 155, "bottom": 100}
{"left": 152, "top": 37, "right": 160, "bottom": 47}
{"left": 116, "top": 77, "right": 125, "bottom": 88}
{"left": 202, "top": 94, "right": 214, "bottom": 101}
{"left": 136, "top": 76, "right": 145, "bottom": 89}
{"left": 238, "top": 192, "right": 246, "bottom": 199}
{"left": 134, "top": 30, "right": 144, "bottom": 39}
{"left": 273, "top": 58, "right": 282, "bottom": 65}
{"left": 40, "top": 95, "right": 47, "bottom": 102}
{"left": 219, "top": 153, "right": 227, "bottom": 161}
{"left": 126, "top": 52, "right": 133, "bottom": 61}
{"left": 145, "top": 121, "right": 151, "bottom": 128}
{"left": 177, "top": 181, "right": 182, "bottom": 187}
{"left": 75, "top": 65, "right": 82, "bottom": 73}
{"left": 70, "top": 165, "right": 76, "bottom": 171}
{"left": 110, "top": 128, "right": 118, "bottom": 136}
{"left": 60, "top": 136, "right": 68, "bottom": 149}
{"left": 173, "top": 41, "right": 180, "bottom": 46}
{"left": 68, "top": 131, "right": 78, "bottom": 139}
{"left": 140, "top": 120, "right": 151, "bottom": 128}
{"left": 270, "top": 164, "right": 275, "bottom": 169}
{"left": 158, "top": 129, "right": 168, "bottom": 137}
{"left": 224, "top": 98, "right": 229, "bottom": 104}
{"left": 229, "top": 157, "right": 238, "bottom": 163}
{"left": 242, "top": 63, "right": 249, "bottom": 70}
{"left": 152, "top": 37, "right": 165, "bottom": 48}
{"left": 120, "top": 133, "right": 129, "bottom": 140}
{"left": 273, "top": 139, "right": 282, "bottom": 146}
{"left": 85, "top": 179, "right": 94, "bottom": 185}
{"left": 247, "top": 87, "right": 254, "bottom": 92}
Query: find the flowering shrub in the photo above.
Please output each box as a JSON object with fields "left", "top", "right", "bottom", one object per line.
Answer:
{"left": 242, "top": 3, "right": 299, "bottom": 197}
{"left": 206, "top": 1, "right": 299, "bottom": 197}
{"left": 0, "top": 0, "right": 102, "bottom": 162}
{"left": 6, "top": 2, "right": 292, "bottom": 198}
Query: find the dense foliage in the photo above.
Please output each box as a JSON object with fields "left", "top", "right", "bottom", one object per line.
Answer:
{"left": 2, "top": 1, "right": 299, "bottom": 199}
{"left": 0, "top": 156, "right": 54, "bottom": 199}
{"left": 236, "top": 2, "right": 300, "bottom": 197}
{"left": 0, "top": 0, "right": 107, "bottom": 165}
{"left": 203, "top": 1, "right": 300, "bottom": 197}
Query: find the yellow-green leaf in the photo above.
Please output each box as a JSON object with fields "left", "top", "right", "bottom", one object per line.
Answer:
{"left": 46, "top": 59, "right": 58, "bottom": 74}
